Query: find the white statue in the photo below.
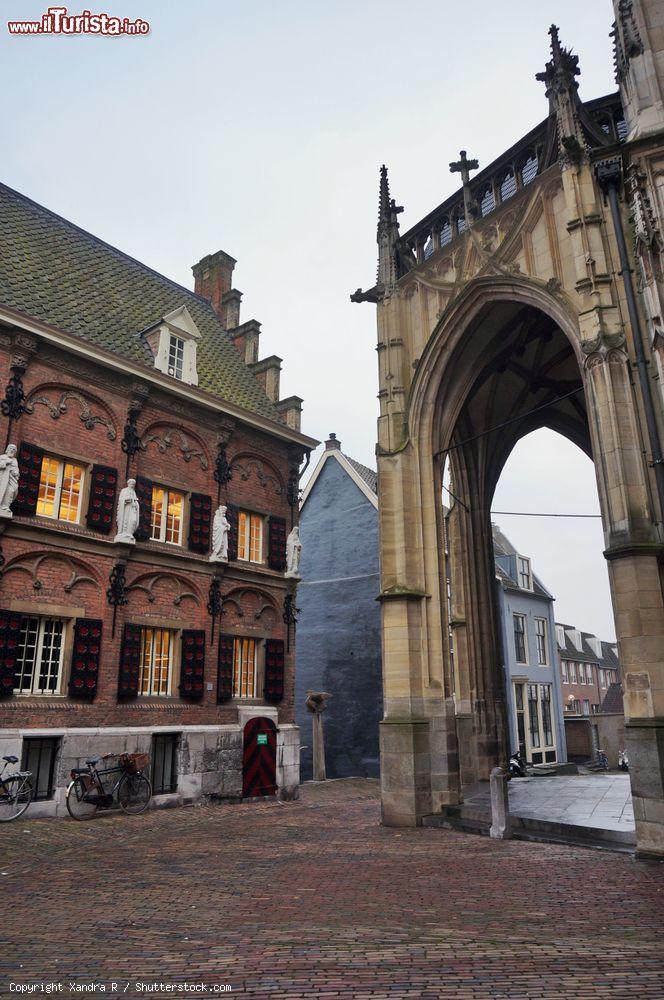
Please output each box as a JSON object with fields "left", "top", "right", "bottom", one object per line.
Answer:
{"left": 285, "top": 525, "right": 302, "bottom": 578}
{"left": 210, "top": 504, "right": 230, "bottom": 563}
{"left": 0, "top": 444, "right": 19, "bottom": 518}
{"left": 114, "top": 478, "right": 140, "bottom": 543}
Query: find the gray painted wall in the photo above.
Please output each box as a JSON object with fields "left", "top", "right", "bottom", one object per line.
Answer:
{"left": 296, "top": 456, "right": 382, "bottom": 779}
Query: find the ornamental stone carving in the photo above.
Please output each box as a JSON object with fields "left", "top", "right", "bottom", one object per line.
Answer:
{"left": 25, "top": 389, "right": 117, "bottom": 440}
{"left": 0, "top": 445, "right": 19, "bottom": 518}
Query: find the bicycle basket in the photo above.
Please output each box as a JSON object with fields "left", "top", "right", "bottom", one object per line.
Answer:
{"left": 119, "top": 752, "right": 150, "bottom": 775}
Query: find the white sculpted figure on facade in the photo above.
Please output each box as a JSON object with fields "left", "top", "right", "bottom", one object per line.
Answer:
{"left": 114, "top": 477, "right": 140, "bottom": 543}
{"left": 285, "top": 525, "right": 302, "bottom": 578}
{"left": 210, "top": 504, "right": 230, "bottom": 562}
{"left": 0, "top": 444, "right": 19, "bottom": 518}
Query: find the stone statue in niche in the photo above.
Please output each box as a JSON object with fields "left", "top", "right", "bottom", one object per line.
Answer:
{"left": 285, "top": 525, "right": 302, "bottom": 578}
{"left": 210, "top": 504, "right": 230, "bottom": 563}
{"left": 0, "top": 444, "right": 20, "bottom": 518}
{"left": 114, "top": 478, "right": 140, "bottom": 544}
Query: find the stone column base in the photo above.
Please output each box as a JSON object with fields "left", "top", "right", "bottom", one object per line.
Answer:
{"left": 380, "top": 718, "right": 432, "bottom": 827}
{"left": 625, "top": 718, "right": 664, "bottom": 858}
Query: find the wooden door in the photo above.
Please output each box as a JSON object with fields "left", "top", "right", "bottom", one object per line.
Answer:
{"left": 242, "top": 717, "right": 277, "bottom": 798}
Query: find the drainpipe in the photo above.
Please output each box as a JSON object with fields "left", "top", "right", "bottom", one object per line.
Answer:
{"left": 595, "top": 157, "right": 664, "bottom": 520}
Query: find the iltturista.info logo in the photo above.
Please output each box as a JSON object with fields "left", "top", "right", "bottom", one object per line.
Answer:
{"left": 7, "top": 6, "right": 150, "bottom": 36}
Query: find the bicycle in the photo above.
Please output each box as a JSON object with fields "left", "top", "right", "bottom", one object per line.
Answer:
{"left": 0, "top": 755, "right": 33, "bottom": 822}
{"left": 66, "top": 752, "right": 152, "bottom": 821}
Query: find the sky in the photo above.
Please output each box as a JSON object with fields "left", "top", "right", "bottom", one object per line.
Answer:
{"left": 1, "top": 0, "right": 617, "bottom": 638}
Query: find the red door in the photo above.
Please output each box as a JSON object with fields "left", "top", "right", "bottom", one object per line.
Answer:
{"left": 242, "top": 717, "right": 277, "bottom": 798}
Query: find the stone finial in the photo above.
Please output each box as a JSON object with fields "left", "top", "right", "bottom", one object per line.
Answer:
{"left": 325, "top": 433, "right": 341, "bottom": 451}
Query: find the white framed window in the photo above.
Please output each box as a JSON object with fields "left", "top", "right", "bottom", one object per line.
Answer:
{"left": 37, "top": 455, "right": 84, "bottom": 523}
{"left": 586, "top": 663, "right": 594, "bottom": 685}
{"left": 150, "top": 486, "right": 184, "bottom": 545}
{"left": 233, "top": 637, "right": 257, "bottom": 698}
{"left": 583, "top": 699, "right": 590, "bottom": 716}
{"left": 518, "top": 556, "right": 532, "bottom": 591}
{"left": 561, "top": 661, "right": 569, "bottom": 683}
{"left": 167, "top": 335, "right": 185, "bottom": 380}
{"left": 569, "top": 662, "right": 577, "bottom": 683}
{"left": 535, "top": 618, "right": 548, "bottom": 665}
{"left": 138, "top": 627, "right": 174, "bottom": 697}
{"left": 599, "top": 669, "right": 606, "bottom": 688}
{"left": 14, "top": 616, "right": 66, "bottom": 695}
{"left": 237, "top": 510, "right": 264, "bottom": 563}
{"left": 513, "top": 614, "right": 527, "bottom": 663}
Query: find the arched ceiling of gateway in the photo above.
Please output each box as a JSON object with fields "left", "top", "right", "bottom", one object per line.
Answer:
{"left": 447, "top": 302, "right": 590, "bottom": 502}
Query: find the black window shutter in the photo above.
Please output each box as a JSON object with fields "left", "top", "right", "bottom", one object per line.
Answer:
{"left": 188, "top": 494, "right": 212, "bottom": 554}
{"left": 13, "top": 443, "right": 44, "bottom": 516}
{"left": 179, "top": 629, "right": 205, "bottom": 701}
{"left": 226, "top": 504, "right": 239, "bottom": 562}
{"left": 264, "top": 638, "right": 285, "bottom": 702}
{"left": 118, "top": 623, "right": 142, "bottom": 699}
{"left": 268, "top": 516, "right": 287, "bottom": 571}
{"left": 85, "top": 465, "right": 118, "bottom": 534}
{"left": 134, "top": 475, "right": 153, "bottom": 541}
{"left": 217, "top": 633, "right": 234, "bottom": 703}
{"left": 0, "top": 609, "right": 22, "bottom": 698}
{"left": 68, "top": 619, "right": 103, "bottom": 701}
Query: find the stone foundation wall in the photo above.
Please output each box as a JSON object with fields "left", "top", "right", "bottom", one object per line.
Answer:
{"left": 0, "top": 723, "right": 300, "bottom": 818}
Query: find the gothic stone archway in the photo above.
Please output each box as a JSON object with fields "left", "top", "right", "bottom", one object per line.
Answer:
{"left": 352, "top": 22, "right": 664, "bottom": 856}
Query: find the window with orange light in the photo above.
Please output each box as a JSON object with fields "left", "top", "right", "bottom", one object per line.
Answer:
{"left": 37, "top": 455, "right": 84, "bottom": 523}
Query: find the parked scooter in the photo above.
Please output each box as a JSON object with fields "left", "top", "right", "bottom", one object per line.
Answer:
{"left": 508, "top": 750, "right": 528, "bottom": 778}
{"left": 619, "top": 749, "right": 629, "bottom": 771}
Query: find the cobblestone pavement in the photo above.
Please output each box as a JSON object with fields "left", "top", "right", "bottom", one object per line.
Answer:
{"left": 1, "top": 778, "right": 663, "bottom": 999}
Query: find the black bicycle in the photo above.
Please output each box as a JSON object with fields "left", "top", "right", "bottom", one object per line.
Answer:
{"left": 0, "top": 755, "right": 33, "bottom": 822}
{"left": 66, "top": 752, "right": 152, "bottom": 821}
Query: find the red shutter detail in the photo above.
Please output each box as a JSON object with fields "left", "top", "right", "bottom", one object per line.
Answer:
{"left": 226, "top": 504, "right": 239, "bottom": 562}
{"left": 85, "top": 466, "right": 118, "bottom": 534}
{"left": 179, "top": 629, "right": 205, "bottom": 701}
{"left": 217, "top": 633, "right": 234, "bottom": 703}
{"left": 68, "top": 618, "right": 103, "bottom": 701}
{"left": 13, "top": 443, "right": 44, "bottom": 516}
{"left": 134, "top": 476, "right": 153, "bottom": 541}
{"left": 268, "top": 516, "right": 287, "bottom": 572}
{"left": 264, "top": 638, "right": 285, "bottom": 702}
{"left": 0, "top": 609, "right": 22, "bottom": 698}
{"left": 188, "top": 494, "right": 212, "bottom": 554}
{"left": 118, "top": 623, "right": 142, "bottom": 699}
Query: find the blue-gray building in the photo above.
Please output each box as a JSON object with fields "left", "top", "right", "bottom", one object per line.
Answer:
{"left": 296, "top": 440, "right": 566, "bottom": 779}
{"left": 492, "top": 525, "right": 567, "bottom": 765}
{"left": 296, "top": 435, "right": 382, "bottom": 779}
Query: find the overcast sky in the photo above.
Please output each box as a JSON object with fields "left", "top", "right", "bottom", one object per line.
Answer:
{"left": 1, "top": 0, "right": 617, "bottom": 638}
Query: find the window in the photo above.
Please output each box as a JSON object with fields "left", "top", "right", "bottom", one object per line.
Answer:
{"left": 571, "top": 698, "right": 581, "bottom": 714}
{"left": 237, "top": 511, "right": 263, "bottom": 563}
{"left": 21, "top": 737, "right": 59, "bottom": 800}
{"left": 561, "top": 661, "right": 568, "bottom": 683}
{"left": 535, "top": 618, "right": 548, "bottom": 665}
{"left": 569, "top": 662, "right": 577, "bottom": 683}
{"left": 233, "top": 637, "right": 257, "bottom": 698}
{"left": 167, "top": 334, "right": 185, "bottom": 379}
{"left": 479, "top": 187, "right": 495, "bottom": 217}
{"left": 520, "top": 153, "right": 539, "bottom": 185}
{"left": 14, "top": 616, "right": 65, "bottom": 695}
{"left": 150, "top": 486, "right": 184, "bottom": 545}
{"left": 513, "top": 614, "right": 527, "bottom": 663}
{"left": 540, "top": 686, "right": 553, "bottom": 747}
{"left": 586, "top": 664, "right": 594, "bottom": 685}
{"left": 151, "top": 733, "right": 178, "bottom": 794}
{"left": 518, "top": 557, "right": 532, "bottom": 590}
{"left": 139, "top": 627, "right": 174, "bottom": 697}
{"left": 591, "top": 704, "right": 600, "bottom": 715}
{"left": 37, "top": 455, "right": 84, "bottom": 523}
{"left": 439, "top": 218, "right": 452, "bottom": 247}
{"left": 528, "top": 684, "right": 540, "bottom": 748}
{"left": 514, "top": 682, "right": 526, "bottom": 757}
{"left": 500, "top": 170, "right": 517, "bottom": 201}
{"left": 583, "top": 699, "right": 590, "bottom": 716}
{"left": 600, "top": 669, "right": 606, "bottom": 688}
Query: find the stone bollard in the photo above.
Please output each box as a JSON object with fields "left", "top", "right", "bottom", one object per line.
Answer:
{"left": 489, "top": 766, "right": 512, "bottom": 840}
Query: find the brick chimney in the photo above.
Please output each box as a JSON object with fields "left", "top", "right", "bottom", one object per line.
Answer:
{"left": 325, "top": 433, "right": 341, "bottom": 450}
{"left": 192, "top": 250, "right": 237, "bottom": 320}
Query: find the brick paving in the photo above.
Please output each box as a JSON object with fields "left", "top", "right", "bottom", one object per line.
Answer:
{"left": 1, "top": 778, "right": 663, "bottom": 999}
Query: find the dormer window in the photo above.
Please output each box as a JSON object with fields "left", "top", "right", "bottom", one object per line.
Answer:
{"left": 517, "top": 556, "right": 532, "bottom": 591}
{"left": 143, "top": 304, "right": 202, "bottom": 386}
{"left": 168, "top": 335, "right": 185, "bottom": 380}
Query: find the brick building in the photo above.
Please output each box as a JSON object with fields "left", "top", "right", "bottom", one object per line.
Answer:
{"left": 555, "top": 623, "right": 620, "bottom": 717}
{"left": 0, "top": 182, "right": 317, "bottom": 816}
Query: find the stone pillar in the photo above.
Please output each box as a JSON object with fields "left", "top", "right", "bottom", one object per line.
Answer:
{"left": 312, "top": 713, "right": 326, "bottom": 782}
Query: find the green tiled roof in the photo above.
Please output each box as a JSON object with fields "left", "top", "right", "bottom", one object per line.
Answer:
{"left": 0, "top": 182, "right": 281, "bottom": 420}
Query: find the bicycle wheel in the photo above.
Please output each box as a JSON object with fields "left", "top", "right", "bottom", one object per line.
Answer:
{"left": 0, "top": 775, "right": 33, "bottom": 822}
{"left": 65, "top": 777, "right": 98, "bottom": 821}
{"left": 117, "top": 772, "right": 152, "bottom": 815}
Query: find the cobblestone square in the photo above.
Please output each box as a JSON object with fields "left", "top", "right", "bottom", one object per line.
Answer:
{"left": 1, "top": 779, "right": 663, "bottom": 998}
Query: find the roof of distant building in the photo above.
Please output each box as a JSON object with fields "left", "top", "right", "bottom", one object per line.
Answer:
{"left": 343, "top": 455, "right": 378, "bottom": 495}
{"left": 491, "top": 523, "right": 553, "bottom": 600}
{"left": 0, "top": 181, "right": 285, "bottom": 422}
{"left": 301, "top": 438, "right": 378, "bottom": 510}
{"left": 556, "top": 622, "right": 620, "bottom": 669}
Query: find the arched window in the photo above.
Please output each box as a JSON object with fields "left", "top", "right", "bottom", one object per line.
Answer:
{"left": 500, "top": 169, "right": 517, "bottom": 201}
{"left": 479, "top": 187, "right": 495, "bottom": 217}
{"left": 615, "top": 116, "right": 628, "bottom": 142}
{"left": 455, "top": 210, "right": 467, "bottom": 235}
{"left": 423, "top": 235, "right": 434, "bottom": 259}
{"left": 520, "top": 153, "right": 539, "bottom": 186}
{"left": 440, "top": 218, "right": 452, "bottom": 247}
